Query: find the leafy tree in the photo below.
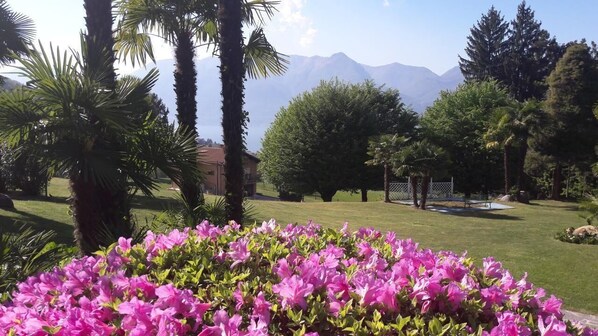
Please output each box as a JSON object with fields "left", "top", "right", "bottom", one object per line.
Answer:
{"left": 351, "top": 81, "right": 418, "bottom": 202}
{"left": 261, "top": 80, "right": 375, "bottom": 202}
{"left": 536, "top": 43, "right": 598, "bottom": 199}
{"left": 366, "top": 135, "right": 409, "bottom": 203}
{"left": 393, "top": 140, "right": 449, "bottom": 210}
{"left": 459, "top": 6, "right": 509, "bottom": 82}
{"left": 0, "top": 0, "right": 34, "bottom": 66}
{"left": 421, "top": 81, "right": 510, "bottom": 197}
{"left": 504, "top": 1, "right": 561, "bottom": 101}
{"left": 0, "top": 44, "right": 199, "bottom": 254}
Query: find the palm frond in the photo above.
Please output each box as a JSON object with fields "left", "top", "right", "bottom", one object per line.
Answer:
{"left": 0, "top": 0, "right": 35, "bottom": 64}
{"left": 244, "top": 27, "right": 288, "bottom": 79}
{"left": 241, "top": 0, "right": 279, "bottom": 26}
{"left": 114, "top": 29, "right": 155, "bottom": 67}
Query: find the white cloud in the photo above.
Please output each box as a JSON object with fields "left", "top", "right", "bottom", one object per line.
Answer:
{"left": 275, "top": 0, "right": 317, "bottom": 48}
{"left": 300, "top": 27, "right": 318, "bottom": 47}
{"left": 383, "top": 0, "right": 390, "bottom": 7}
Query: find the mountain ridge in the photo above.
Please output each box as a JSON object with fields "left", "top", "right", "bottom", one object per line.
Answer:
{"left": 137, "top": 54, "right": 465, "bottom": 151}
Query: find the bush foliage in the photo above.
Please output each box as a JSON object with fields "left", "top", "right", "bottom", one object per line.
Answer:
{"left": 1, "top": 221, "right": 596, "bottom": 335}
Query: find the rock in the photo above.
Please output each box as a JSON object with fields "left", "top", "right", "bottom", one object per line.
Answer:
{"left": 0, "top": 193, "right": 14, "bottom": 210}
{"left": 572, "top": 225, "right": 598, "bottom": 236}
{"left": 518, "top": 191, "right": 530, "bottom": 204}
{"left": 499, "top": 194, "right": 514, "bottom": 202}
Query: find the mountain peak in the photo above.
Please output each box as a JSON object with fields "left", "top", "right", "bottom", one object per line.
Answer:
{"left": 133, "top": 53, "right": 463, "bottom": 151}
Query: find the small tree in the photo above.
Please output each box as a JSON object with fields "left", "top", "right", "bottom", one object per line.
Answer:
{"left": 366, "top": 135, "right": 408, "bottom": 203}
{"left": 393, "top": 140, "right": 449, "bottom": 210}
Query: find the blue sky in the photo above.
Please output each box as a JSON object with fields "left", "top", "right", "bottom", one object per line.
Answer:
{"left": 3, "top": 0, "right": 598, "bottom": 76}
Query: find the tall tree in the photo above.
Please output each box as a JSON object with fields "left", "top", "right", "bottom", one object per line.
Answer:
{"left": 116, "top": 0, "right": 286, "bottom": 215}
{"left": 116, "top": 0, "right": 215, "bottom": 211}
{"left": 82, "top": 0, "right": 136, "bottom": 246}
{"left": 351, "top": 81, "right": 418, "bottom": 202}
{"left": 218, "top": 0, "right": 245, "bottom": 222}
{"left": 459, "top": 6, "right": 509, "bottom": 82}
{"left": 421, "top": 81, "right": 510, "bottom": 197}
{"left": 538, "top": 43, "right": 598, "bottom": 199}
{"left": 504, "top": 1, "right": 561, "bottom": 101}
{"left": 485, "top": 99, "right": 542, "bottom": 197}
{"left": 0, "top": 0, "right": 34, "bottom": 66}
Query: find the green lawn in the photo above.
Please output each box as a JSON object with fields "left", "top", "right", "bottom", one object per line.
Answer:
{"left": 255, "top": 181, "right": 386, "bottom": 202}
{"left": 1, "top": 178, "right": 597, "bottom": 315}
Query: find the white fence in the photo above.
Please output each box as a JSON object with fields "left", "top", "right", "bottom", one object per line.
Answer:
{"left": 389, "top": 177, "right": 454, "bottom": 201}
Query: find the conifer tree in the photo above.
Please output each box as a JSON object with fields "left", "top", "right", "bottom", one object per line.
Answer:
{"left": 538, "top": 43, "right": 598, "bottom": 199}
{"left": 504, "top": 1, "right": 561, "bottom": 101}
{"left": 459, "top": 6, "right": 509, "bottom": 82}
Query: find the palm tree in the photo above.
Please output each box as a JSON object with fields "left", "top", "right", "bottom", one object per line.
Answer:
{"left": 393, "top": 140, "right": 448, "bottom": 210}
{"left": 218, "top": 0, "right": 244, "bottom": 222}
{"left": 485, "top": 100, "right": 542, "bottom": 198}
{"left": 0, "top": 0, "right": 34, "bottom": 66}
{"left": 366, "top": 134, "right": 408, "bottom": 203}
{"left": 83, "top": 0, "right": 117, "bottom": 88}
{"left": 117, "top": 0, "right": 287, "bottom": 222}
{"left": 83, "top": 0, "right": 135, "bottom": 239}
{"left": 0, "top": 43, "right": 199, "bottom": 254}
{"left": 116, "top": 0, "right": 215, "bottom": 211}
{"left": 217, "top": 2, "right": 287, "bottom": 223}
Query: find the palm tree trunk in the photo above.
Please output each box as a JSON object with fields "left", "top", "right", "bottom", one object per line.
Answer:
{"left": 551, "top": 162, "right": 562, "bottom": 200}
{"left": 503, "top": 144, "right": 511, "bottom": 195}
{"left": 420, "top": 175, "right": 430, "bottom": 210}
{"left": 516, "top": 140, "right": 528, "bottom": 192}
{"left": 383, "top": 164, "right": 390, "bottom": 203}
{"left": 70, "top": 177, "right": 101, "bottom": 255}
{"left": 84, "top": 0, "right": 116, "bottom": 89}
{"left": 174, "top": 30, "right": 202, "bottom": 211}
{"left": 410, "top": 175, "right": 419, "bottom": 208}
{"left": 219, "top": 0, "right": 245, "bottom": 223}
{"left": 84, "top": 0, "right": 132, "bottom": 251}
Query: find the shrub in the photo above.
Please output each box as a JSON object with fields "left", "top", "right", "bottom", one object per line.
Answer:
{"left": 0, "top": 220, "right": 596, "bottom": 335}
{"left": 555, "top": 227, "right": 598, "bottom": 245}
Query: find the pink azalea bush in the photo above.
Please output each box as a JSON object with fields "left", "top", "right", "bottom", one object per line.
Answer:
{"left": 0, "top": 220, "right": 596, "bottom": 335}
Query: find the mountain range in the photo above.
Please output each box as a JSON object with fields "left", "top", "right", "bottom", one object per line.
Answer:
{"left": 141, "top": 53, "right": 467, "bottom": 151}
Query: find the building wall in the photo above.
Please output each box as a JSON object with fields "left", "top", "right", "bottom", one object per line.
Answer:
{"left": 201, "top": 158, "right": 259, "bottom": 196}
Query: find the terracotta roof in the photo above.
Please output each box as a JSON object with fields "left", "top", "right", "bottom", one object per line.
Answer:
{"left": 198, "top": 146, "right": 260, "bottom": 164}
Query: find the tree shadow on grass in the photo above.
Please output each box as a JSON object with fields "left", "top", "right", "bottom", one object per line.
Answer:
{"left": 0, "top": 209, "right": 74, "bottom": 245}
{"left": 441, "top": 210, "right": 523, "bottom": 221}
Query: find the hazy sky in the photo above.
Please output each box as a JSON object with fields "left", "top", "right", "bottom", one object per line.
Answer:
{"left": 3, "top": 0, "right": 598, "bottom": 76}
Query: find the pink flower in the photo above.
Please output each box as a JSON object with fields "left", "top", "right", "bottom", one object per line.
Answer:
{"left": 227, "top": 238, "right": 251, "bottom": 268}
{"left": 490, "top": 312, "right": 531, "bottom": 336}
{"left": 252, "top": 291, "right": 272, "bottom": 322}
{"left": 481, "top": 286, "right": 507, "bottom": 307}
{"left": 542, "top": 295, "right": 563, "bottom": 318}
{"left": 538, "top": 315, "right": 568, "bottom": 336}
{"left": 272, "top": 275, "right": 314, "bottom": 309}
{"left": 199, "top": 309, "right": 243, "bottom": 336}
{"left": 482, "top": 257, "right": 503, "bottom": 278}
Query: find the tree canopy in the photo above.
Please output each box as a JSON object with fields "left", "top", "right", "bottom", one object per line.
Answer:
{"left": 260, "top": 80, "right": 416, "bottom": 202}
{"left": 421, "top": 81, "right": 512, "bottom": 196}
